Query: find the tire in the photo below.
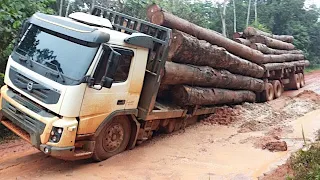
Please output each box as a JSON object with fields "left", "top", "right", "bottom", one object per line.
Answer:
{"left": 272, "top": 80, "right": 283, "bottom": 99}
{"left": 288, "top": 74, "right": 300, "bottom": 90}
{"left": 164, "top": 120, "right": 176, "bottom": 134}
{"left": 261, "top": 83, "right": 274, "bottom": 102}
{"left": 92, "top": 116, "right": 131, "bottom": 161}
{"left": 299, "top": 73, "right": 305, "bottom": 87}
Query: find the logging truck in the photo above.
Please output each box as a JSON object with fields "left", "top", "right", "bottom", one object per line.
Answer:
{"left": 0, "top": 6, "right": 306, "bottom": 161}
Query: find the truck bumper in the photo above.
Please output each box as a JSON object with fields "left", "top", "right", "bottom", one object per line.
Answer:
{"left": 0, "top": 86, "right": 93, "bottom": 160}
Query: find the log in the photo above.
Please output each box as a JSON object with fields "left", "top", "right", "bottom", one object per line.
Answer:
{"left": 251, "top": 43, "right": 303, "bottom": 55}
{"left": 162, "top": 62, "right": 265, "bottom": 92}
{"left": 263, "top": 54, "right": 305, "bottom": 63}
{"left": 146, "top": 4, "right": 162, "bottom": 20}
{"left": 244, "top": 26, "right": 294, "bottom": 43}
{"left": 172, "top": 85, "right": 256, "bottom": 106}
{"left": 169, "top": 31, "right": 265, "bottom": 78}
{"left": 149, "top": 10, "right": 265, "bottom": 64}
{"left": 262, "top": 60, "right": 310, "bottom": 71}
{"left": 250, "top": 35, "right": 295, "bottom": 50}
{"left": 234, "top": 38, "right": 251, "bottom": 47}
{"left": 233, "top": 32, "right": 243, "bottom": 39}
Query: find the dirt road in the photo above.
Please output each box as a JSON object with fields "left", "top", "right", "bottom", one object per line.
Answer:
{"left": 0, "top": 70, "right": 320, "bottom": 180}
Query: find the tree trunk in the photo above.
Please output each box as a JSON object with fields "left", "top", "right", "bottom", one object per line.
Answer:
{"left": 233, "top": 0, "right": 237, "bottom": 32}
{"left": 149, "top": 10, "right": 265, "bottom": 64}
{"left": 262, "top": 60, "right": 310, "bottom": 70}
{"left": 59, "top": 0, "right": 64, "bottom": 16}
{"left": 254, "top": 0, "right": 257, "bottom": 24}
{"left": 251, "top": 43, "right": 303, "bottom": 54}
{"left": 263, "top": 54, "right": 304, "bottom": 63}
{"left": 162, "top": 61, "right": 265, "bottom": 92}
{"left": 246, "top": 0, "right": 252, "bottom": 27}
{"left": 172, "top": 85, "right": 256, "bottom": 106}
{"left": 168, "top": 30, "right": 265, "bottom": 78}
{"left": 65, "top": 0, "right": 72, "bottom": 17}
{"left": 220, "top": 0, "right": 228, "bottom": 37}
{"left": 244, "top": 27, "right": 294, "bottom": 43}
{"left": 250, "top": 35, "right": 295, "bottom": 50}
{"left": 234, "top": 38, "right": 251, "bottom": 46}
{"left": 233, "top": 32, "right": 243, "bottom": 39}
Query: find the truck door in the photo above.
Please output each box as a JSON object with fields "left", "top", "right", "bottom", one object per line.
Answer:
{"left": 78, "top": 47, "right": 135, "bottom": 134}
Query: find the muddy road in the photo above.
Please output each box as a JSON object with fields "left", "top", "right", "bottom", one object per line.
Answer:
{"left": 0, "top": 70, "right": 320, "bottom": 180}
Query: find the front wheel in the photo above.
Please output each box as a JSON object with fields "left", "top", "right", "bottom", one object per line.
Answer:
{"left": 93, "top": 116, "right": 131, "bottom": 161}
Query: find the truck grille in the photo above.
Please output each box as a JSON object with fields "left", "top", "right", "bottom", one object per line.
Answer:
{"left": 9, "top": 67, "right": 61, "bottom": 104}
{"left": 1, "top": 98, "right": 46, "bottom": 147}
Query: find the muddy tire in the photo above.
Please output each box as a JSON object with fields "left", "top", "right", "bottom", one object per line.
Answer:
{"left": 261, "top": 83, "right": 274, "bottom": 102}
{"left": 272, "top": 80, "right": 283, "bottom": 99}
{"left": 299, "top": 73, "right": 305, "bottom": 87}
{"left": 92, "top": 116, "right": 131, "bottom": 161}
{"left": 288, "top": 74, "right": 300, "bottom": 90}
{"left": 164, "top": 120, "right": 176, "bottom": 134}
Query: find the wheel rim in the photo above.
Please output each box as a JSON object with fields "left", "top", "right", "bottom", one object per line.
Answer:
{"left": 102, "top": 123, "right": 125, "bottom": 152}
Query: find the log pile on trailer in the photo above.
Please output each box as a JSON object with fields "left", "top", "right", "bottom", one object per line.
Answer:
{"left": 234, "top": 26, "right": 309, "bottom": 100}
{"left": 147, "top": 4, "right": 309, "bottom": 106}
{"left": 147, "top": 4, "right": 263, "bottom": 106}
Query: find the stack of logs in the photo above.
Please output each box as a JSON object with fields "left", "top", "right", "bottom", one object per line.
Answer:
{"left": 233, "top": 27, "right": 309, "bottom": 71}
{"left": 147, "top": 4, "right": 309, "bottom": 107}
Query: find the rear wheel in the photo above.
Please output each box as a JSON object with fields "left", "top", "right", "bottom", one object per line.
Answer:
{"left": 261, "top": 83, "right": 274, "bottom": 102}
{"left": 288, "top": 74, "right": 300, "bottom": 90}
{"left": 93, "top": 116, "right": 131, "bottom": 161}
{"left": 299, "top": 73, "right": 305, "bottom": 87}
{"left": 272, "top": 80, "right": 283, "bottom": 99}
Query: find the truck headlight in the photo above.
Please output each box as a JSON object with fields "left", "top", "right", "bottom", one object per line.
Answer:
{"left": 49, "top": 127, "right": 63, "bottom": 143}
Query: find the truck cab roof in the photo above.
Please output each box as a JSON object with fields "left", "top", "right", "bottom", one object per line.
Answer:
{"left": 29, "top": 12, "right": 152, "bottom": 49}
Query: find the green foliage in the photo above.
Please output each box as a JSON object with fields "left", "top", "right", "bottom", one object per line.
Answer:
{"left": 289, "top": 144, "right": 320, "bottom": 180}
{"left": 0, "top": 0, "right": 55, "bottom": 73}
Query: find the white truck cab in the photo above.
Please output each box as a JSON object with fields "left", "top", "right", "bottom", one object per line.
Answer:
{"left": 0, "top": 7, "right": 173, "bottom": 161}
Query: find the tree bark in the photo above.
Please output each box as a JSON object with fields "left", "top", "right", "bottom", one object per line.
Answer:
{"left": 168, "top": 31, "right": 265, "bottom": 78}
{"left": 262, "top": 60, "right": 310, "bottom": 71}
{"left": 162, "top": 61, "right": 265, "bottom": 92}
{"left": 251, "top": 43, "right": 303, "bottom": 55}
{"left": 172, "top": 85, "right": 256, "bottom": 106}
{"left": 149, "top": 10, "right": 265, "bottom": 64}
{"left": 234, "top": 38, "right": 251, "bottom": 46}
{"left": 263, "top": 54, "right": 305, "bottom": 63}
{"left": 250, "top": 35, "right": 295, "bottom": 50}
{"left": 244, "top": 27, "right": 294, "bottom": 43}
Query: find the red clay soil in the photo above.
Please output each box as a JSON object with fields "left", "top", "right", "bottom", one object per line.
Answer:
{"left": 261, "top": 162, "right": 294, "bottom": 180}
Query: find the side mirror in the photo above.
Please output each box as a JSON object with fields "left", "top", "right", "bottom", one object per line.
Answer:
{"left": 101, "top": 76, "right": 113, "bottom": 88}
{"left": 87, "top": 45, "right": 121, "bottom": 90}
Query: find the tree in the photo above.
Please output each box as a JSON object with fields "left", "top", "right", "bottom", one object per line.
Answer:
{"left": 246, "top": 0, "right": 252, "bottom": 27}
{"left": 59, "top": 0, "right": 64, "bottom": 16}
{"left": 0, "top": 0, "right": 55, "bottom": 72}
{"left": 219, "top": 0, "right": 228, "bottom": 37}
{"left": 233, "top": 0, "right": 237, "bottom": 32}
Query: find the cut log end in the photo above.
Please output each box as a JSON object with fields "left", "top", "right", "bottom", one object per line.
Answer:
{"left": 168, "top": 30, "right": 184, "bottom": 60}
{"left": 146, "top": 4, "right": 162, "bottom": 20}
{"left": 151, "top": 11, "right": 165, "bottom": 25}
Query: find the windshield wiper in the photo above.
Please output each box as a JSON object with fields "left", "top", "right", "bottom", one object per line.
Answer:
{"left": 15, "top": 50, "right": 33, "bottom": 68}
{"left": 44, "top": 61, "right": 66, "bottom": 83}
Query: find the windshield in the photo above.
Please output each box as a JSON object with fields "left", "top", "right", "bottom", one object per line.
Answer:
{"left": 12, "top": 25, "right": 98, "bottom": 84}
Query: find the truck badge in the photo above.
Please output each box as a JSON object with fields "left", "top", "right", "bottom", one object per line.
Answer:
{"left": 27, "top": 81, "right": 33, "bottom": 91}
